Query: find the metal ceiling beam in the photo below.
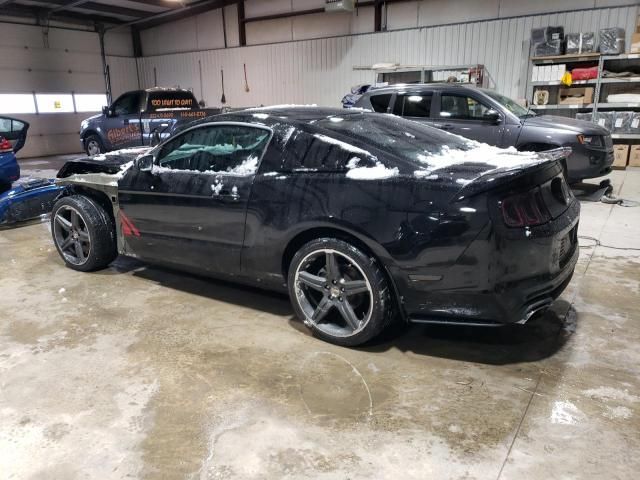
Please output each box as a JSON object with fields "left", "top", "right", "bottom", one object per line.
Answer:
{"left": 121, "top": 0, "right": 183, "bottom": 8}
{"left": 41, "top": 0, "right": 157, "bottom": 18}
{"left": 48, "top": 0, "right": 90, "bottom": 14}
{"left": 112, "top": 0, "right": 237, "bottom": 30}
{"left": 2, "top": 4, "right": 126, "bottom": 26}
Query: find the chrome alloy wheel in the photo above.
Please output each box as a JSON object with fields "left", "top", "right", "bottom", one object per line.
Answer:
{"left": 294, "top": 249, "right": 373, "bottom": 338}
{"left": 53, "top": 205, "right": 92, "bottom": 266}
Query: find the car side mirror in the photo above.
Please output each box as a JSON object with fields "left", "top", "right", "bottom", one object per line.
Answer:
{"left": 137, "top": 154, "right": 153, "bottom": 172}
{"left": 483, "top": 110, "right": 501, "bottom": 124}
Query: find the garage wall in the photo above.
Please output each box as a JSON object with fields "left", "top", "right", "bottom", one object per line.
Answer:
{"left": 137, "top": 3, "right": 639, "bottom": 109}
{"left": 0, "top": 22, "right": 138, "bottom": 158}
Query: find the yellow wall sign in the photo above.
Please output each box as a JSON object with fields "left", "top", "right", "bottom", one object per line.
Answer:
{"left": 54, "top": 100, "right": 62, "bottom": 109}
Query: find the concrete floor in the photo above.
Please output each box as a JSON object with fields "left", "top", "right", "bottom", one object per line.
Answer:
{"left": 1, "top": 156, "right": 639, "bottom": 479}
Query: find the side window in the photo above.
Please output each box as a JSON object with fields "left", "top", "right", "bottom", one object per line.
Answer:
{"left": 392, "top": 94, "right": 432, "bottom": 117}
{"left": 282, "top": 131, "right": 375, "bottom": 172}
{"left": 112, "top": 92, "right": 141, "bottom": 116}
{"left": 0, "top": 117, "right": 11, "bottom": 133}
{"left": 369, "top": 94, "right": 392, "bottom": 113}
{"left": 156, "top": 124, "right": 271, "bottom": 174}
{"left": 440, "top": 94, "right": 490, "bottom": 120}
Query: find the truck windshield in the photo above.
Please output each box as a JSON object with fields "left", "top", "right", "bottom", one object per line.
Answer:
{"left": 482, "top": 90, "right": 533, "bottom": 118}
{"left": 147, "top": 91, "right": 197, "bottom": 111}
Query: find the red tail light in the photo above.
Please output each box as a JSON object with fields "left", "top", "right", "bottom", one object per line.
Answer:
{"left": 500, "top": 188, "right": 551, "bottom": 227}
{"left": 0, "top": 137, "right": 12, "bottom": 153}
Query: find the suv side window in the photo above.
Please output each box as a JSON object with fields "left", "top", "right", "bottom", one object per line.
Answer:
{"left": 369, "top": 94, "right": 392, "bottom": 113}
{"left": 392, "top": 93, "right": 433, "bottom": 117}
{"left": 440, "top": 94, "right": 490, "bottom": 120}
{"left": 156, "top": 124, "right": 271, "bottom": 174}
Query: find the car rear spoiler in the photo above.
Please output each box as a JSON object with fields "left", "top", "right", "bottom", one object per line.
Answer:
{"left": 454, "top": 146, "right": 572, "bottom": 201}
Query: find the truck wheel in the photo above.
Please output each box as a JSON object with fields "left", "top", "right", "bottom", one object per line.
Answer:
{"left": 288, "top": 238, "right": 395, "bottom": 347}
{"left": 84, "top": 135, "right": 104, "bottom": 156}
{"left": 51, "top": 195, "right": 117, "bottom": 272}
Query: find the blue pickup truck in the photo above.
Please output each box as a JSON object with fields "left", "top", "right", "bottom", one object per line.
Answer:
{"left": 80, "top": 88, "right": 222, "bottom": 155}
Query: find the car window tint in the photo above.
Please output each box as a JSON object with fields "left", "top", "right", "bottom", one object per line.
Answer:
{"left": 156, "top": 124, "right": 270, "bottom": 175}
{"left": 369, "top": 94, "right": 392, "bottom": 113}
{"left": 440, "top": 94, "right": 490, "bottom": 120}
{"left": 12, "top": 120, "right": 25, "bottom": 131}
{"left": 281, "top": 131, "right": 362, "bottom": 172}
{"left": 315, "top": 114, "right": 473, "bottom": 168}
{"left": 392, "top": 94, "right": 432, "bottom": 117}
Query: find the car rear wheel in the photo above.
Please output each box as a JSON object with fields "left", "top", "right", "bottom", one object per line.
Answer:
{"left": 51, "top": 195, "right": 117, "bottom": 272}
{"left": 288, "top": 238, "right": 394, "bottom": 346}
{"left": 84, "top": 135, "right": 103, "bottom": 156}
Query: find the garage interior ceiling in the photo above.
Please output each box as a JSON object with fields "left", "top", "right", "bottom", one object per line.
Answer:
{"left": 0, "top": 0, "right": 237, "bottom": 29}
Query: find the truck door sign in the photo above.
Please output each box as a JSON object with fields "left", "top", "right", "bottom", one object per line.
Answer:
{"left": 107, "top": 124, "right": 142, "bottom": 146}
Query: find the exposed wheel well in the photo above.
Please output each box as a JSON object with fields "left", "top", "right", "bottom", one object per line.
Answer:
{"left": 81, "top": 130, "right": 100, "bottom": 143}
{"left": 58, "top": 187, "right": 115, "bottom": 224}
{"left": 282, "top": 227, "right": 405, "bottom": 321}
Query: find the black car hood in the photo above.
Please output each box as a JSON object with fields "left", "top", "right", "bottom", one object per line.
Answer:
{"left": 522, "top": 115, "right": 608, "bottom": 135}
{"left": 57, "top": 147, "right": 151, "bottom": 178}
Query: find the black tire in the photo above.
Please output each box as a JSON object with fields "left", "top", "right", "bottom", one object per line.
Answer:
{"left": 51, "top": 195, "right": 117, "bottom": 272}
{"left": 287, "top": 237, "right": 395, "bottom": 347}
{"left": 84, "top": 134, "right": 104, "bottom": 156}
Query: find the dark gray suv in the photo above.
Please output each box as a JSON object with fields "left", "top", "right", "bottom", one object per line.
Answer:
{"left": 354, "top": 84, "right": 613, "bottom": 183}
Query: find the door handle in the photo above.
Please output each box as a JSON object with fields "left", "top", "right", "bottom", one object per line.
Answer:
{"left": 214, "top": 189, "right": 240, "bottom": 201}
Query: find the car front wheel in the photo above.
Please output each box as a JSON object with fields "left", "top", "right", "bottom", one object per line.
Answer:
{"left": 51, "top": 195, "right": 117, "bottom": 272}
{"left": 288, "top": 238, "right": 394, "bottom": 346}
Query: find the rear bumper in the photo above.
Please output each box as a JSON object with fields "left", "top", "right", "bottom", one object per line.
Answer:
{"left": 399, "top": 200, "right": 580, "bottom": 326}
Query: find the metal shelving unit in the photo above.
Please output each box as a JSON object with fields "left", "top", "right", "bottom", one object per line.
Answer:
{"left": 526, "top": 51, "right": 640, "bottom": 146}
{"left": 612, "top": 133, "right": 640, "bottom": 139}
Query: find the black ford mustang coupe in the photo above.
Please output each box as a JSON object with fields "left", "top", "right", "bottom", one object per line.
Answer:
{"left": 52, "top": 107, "right": 579, "bottom": 346}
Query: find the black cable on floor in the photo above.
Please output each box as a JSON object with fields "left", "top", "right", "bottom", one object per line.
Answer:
{"left": 578, "top": 235, "right": 640, "bottom": 251}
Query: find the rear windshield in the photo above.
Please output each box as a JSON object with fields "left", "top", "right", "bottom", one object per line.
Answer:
{"left": 315, "top": 114, "right": 473, "bottom": 166}
{"left": 147, "top": 91, "right": 197, "bottom": 111}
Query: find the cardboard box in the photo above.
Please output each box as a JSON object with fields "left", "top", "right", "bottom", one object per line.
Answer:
{"left": 631, "top": 33, "right": 640, "bottom": 53}
{"left": 613, "top": 144, "right": 629, "bottom": 168}
{"left": 629, "top": 145, "right": 640, "bottom": 167}
{"left": 558, "top": 87, "right": 594, "bottom": 105}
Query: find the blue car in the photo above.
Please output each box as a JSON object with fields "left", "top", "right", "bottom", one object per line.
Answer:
{"left": 0, "top": 116, "right": 63, "bottom": 225}
{"left": 0, "top": 116, "right": 28, "bottom": 190}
